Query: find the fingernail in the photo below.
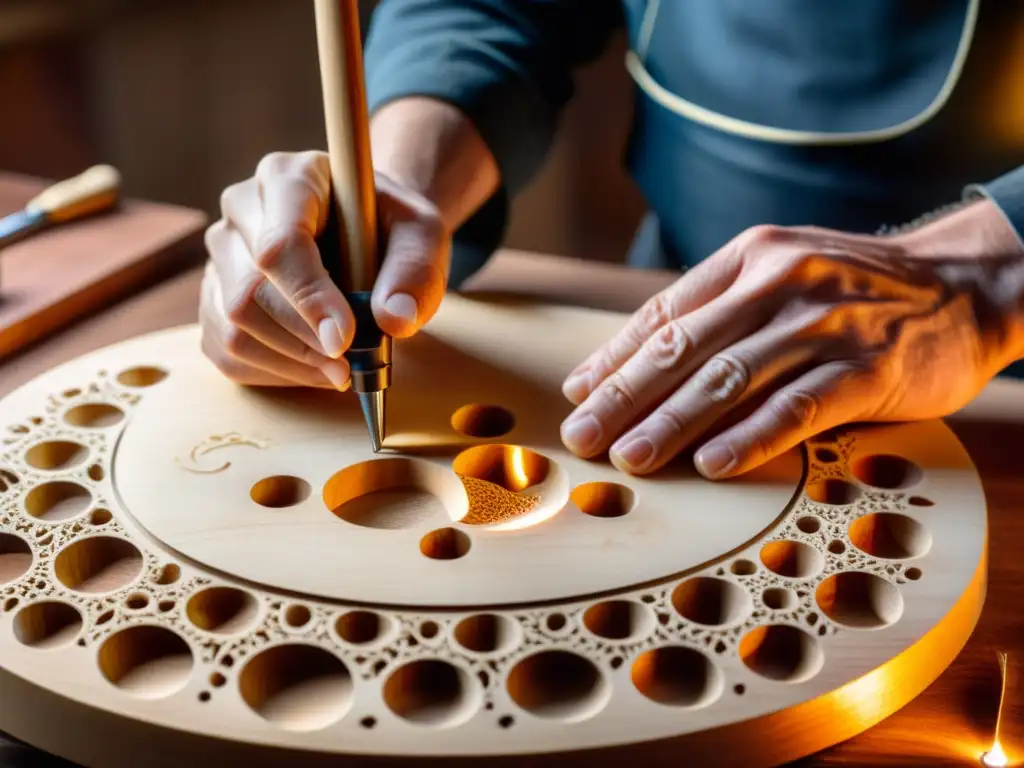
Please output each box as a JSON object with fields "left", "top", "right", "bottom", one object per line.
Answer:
{"left": 561, "top": 413, "right": 602, "bottom": 455}
{"left": 562, "top": 370, "right": 592, "bottom": 404}
{"left": 320, "top": 361, "right": 350, "bottom": 391}
{"left": 319, "top": 317, "right": 345, "bottom": 359}
{"left": 695, "top": 443, "right": 736, "bottom": 478}
{"left": 613, "top": 437, "right": 655, "bottom": 471}
{"left": 384, "top": 293, "right": 418, "bottom": 325}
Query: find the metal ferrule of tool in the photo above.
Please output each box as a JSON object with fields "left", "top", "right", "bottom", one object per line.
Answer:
{"left": 345, "top": 291, "right": 392, "bottom": 451}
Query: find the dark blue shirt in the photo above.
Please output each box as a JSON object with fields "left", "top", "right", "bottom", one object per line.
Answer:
{"left": 363, "top": 0, "right": 1024, "bottom": 286}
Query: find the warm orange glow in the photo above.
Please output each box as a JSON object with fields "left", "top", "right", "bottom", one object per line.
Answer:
{"left": 982, "top": 742, "right": 1008, "bottom": 768}
{"left": 509, "top": 446, "right": 529, "bottom": 490}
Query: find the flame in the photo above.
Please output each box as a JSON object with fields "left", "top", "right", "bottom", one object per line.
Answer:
{"left": 509, "top": 446, "right": 529, "bottom": 491}
{"left": 982, "top": 742, "right": 1008, "bottom": 768}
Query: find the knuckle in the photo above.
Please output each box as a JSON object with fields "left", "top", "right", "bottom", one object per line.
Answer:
{"left": 696, "top": 354, "right": 749, "bottom": 404}
{"left": 289, "top": 275, "right": 337, "bottom": 313}
{"left": 599, "top": 371, "right": 637, "bottom": 411}
{"left": 203, "top": 220, "right": 225, "bottom": 256}
{"left": 655, "top": 403, "right": 688, "bottom": 435}
{"left": 224, "top": 278, "right": 263, "bottom": 325}
{"left": 221, "top": 325, "right": 249, "bottom": 358}
{"left": 219, "top": 181, "right": 247, "bottom": 218}
{"left": 768, "top": 390, "right": 819, "bottom": 429}
{"left": 743, "top": 224, "right": 787, "bottom": 248}
{"left": 253, "top": 226, "right": 310, "bottom": 272}
{"left": 255, "top": 151, "right": 290, "bottom": 180}
{"left": 635, "top": 293, "right": 675, "bottom": 338}
{"left": 643, "top": 318, "right": 692, "bottom": 371}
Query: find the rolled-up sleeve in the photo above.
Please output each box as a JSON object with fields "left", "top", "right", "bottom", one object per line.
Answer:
{"left": 965, "top": 165, "right": 1024, "bottom": 245}
{"left": 363, "top": 0, "right": 623, "bottom": 285}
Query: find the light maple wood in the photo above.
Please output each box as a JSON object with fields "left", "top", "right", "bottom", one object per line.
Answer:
{"left": 0, "top": 171, "right": 207, "bottom": 358}
{"left": 24, "top": 164, "right": 121, "bottom": 223}
{"left": 0, "top": 288, "right": 987, "bottom": 767}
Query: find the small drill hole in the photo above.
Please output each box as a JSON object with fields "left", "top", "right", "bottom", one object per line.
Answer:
{"left": 760, "top": 540, "right": 825, "bottom": 579}
{"left": 546, "top": 613, "right": 567, "bottom": 632}
{"left": 158, "top": 600, "right": 176, "bottom": 613}
{"left": 198, "top": 691, "right": 211, "bottom": 703}
{"left": 360, "top": 716, "right": 376, "bottom": 729}
{"left": 828, "top": 539, "right": 846, "bottom": 555}
{"left": 125, "top": 593, "right": 149, "bottom": 610}
{"left": 116, "top": 366, "right": 167, "bottom": 387}
{"left": 734, "top": 683, "right": 746, "bottom": 695}
{"left": 499, "top": 714, "right": 515, "bottom": 728}
{"left": 64, "top": 403, "right": 124, "bottom": 428}
{"left": 186, "top": 586, "right": 259, "bottom": 634}
{"left": 419, "top": 620, "right": 439, "bottom": 639}
{"left": 154, "top": 563, "right": 181, "bottom": 585}
{"left": 762, "top": 587, "right": 796, "bottom": 610}
{"left": 450, "top": 404, "right": 516, "bottom": 438}
{"left": 285, "top": 604, "right": 311, "bottom": 628}
{"left": 88, "top": 464, "right": 105, "bottom": 482}
{"left": 453, "top": 613, "right": 519, "bottom": 654}
{"left": 335, "top": 610, "right": 388, "bottom": 645}
{"left": 730, "top": 559, "right": 757, "bottom": 576}
{"left": 814, "top": 448, "right": 839, "bottom": 463}
{"left": 210, "top": 672, "right": 226, "bottom": 687}
{"left": 582, "top": 600, "right": 654, "bottom": 641}
{"left": 805, "top": 478, "right": 860, "bottom": 505}
{"left": 250, "top": 476, "right": 310, "bottom": 508}
{"left": 570, "top": 482, "right": 635, "bottom": 518}
{"left": 89, "top": 508, "right": 112, "bottom": 526}
{"left": 796, "top": 515, "right": 821, "bottom": 534}
{"left": 908, "top": 496, "right": 934, "bottom": 507}
{"left": 420, "top": 527, "right": 470, "bottom": 560}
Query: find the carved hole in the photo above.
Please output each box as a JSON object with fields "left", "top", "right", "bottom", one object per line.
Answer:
{"left": 158, "top": 600, "right": 176, "bottom": 613}
{"left": 453, "top": 613, "right": 519, "bottom": 653}
{"left": 848, "top": 513, "right": 931, "bottom": 559}
{"left": 99, "top": 625, "right": 193, "bottom": 699}
{"left": 762, "top": 587, "right": 796, "bottom": 610}
{"left": 814, "top": 448, "right": 839, "bottom": 463}
{"left": 239, "top": 644, "right": 353, "bottom": 732}
{"left": 905, "top": 567, "right": 923, "bottom": 581}
{"left": 499, "top": 714, "right": 515, "bottom": 728}
{"left": 420, "top": 528, "right": 470, "bottom": 560}
{"left": 450, "top": 404, "right": 515, "bottom": 438}
{"left": 908, "top": 496, "right": 934, "bottom": 507}
{"left": 116, "top": 366, "right": 168, "bottom": 387}
{"left": 738, "top": 625, "right": 824, "bottom": 682}
{"left": 25, "top": 481, "right": 92, "bottom": 521}
{"left": 64, "top": 403, "right": 124, "bottom": 428}
{"left": 730, "top": 559, "right": 757, "bottom": 576}
{"left": 325, "top": 458, "right": 462, "bottom": 529}
{"left": 13, "top": 601, "right": 83, "bottom": 649}
{"left": 284, "top": 604, "right": 311, "bottom": 629}
{"left": 453, "top": 444, "right": 549, "bottom": 494}
{"left": 250, "top": 476, "right": 310, "bottom": 509}
{"left": 383, "top": 659, "right": 477, "bottom": 727}
{"left": 124, "top": 593, "right": 149, "bottom": 610}
{"left": 419, "top": 620, "right": 440, "bottom": 640}
{"left": 88, "top": 464, "right": 105, "bottom": 482}
{"left": 546, "top": 613, "right": 567, "bottom": 632}
{"left": 154, "top": 563, "right": 181, "bottom": 585}
{"left": 88, "top": 509, "right": 112, "bottom": 527}
{"left": 335, "top": 611, "right": 388, "bottom": 645}
{"left": 816, "top": 572, "right": 904, "bottom": 629}
{"left": 796, "top": 515, "right": 821, "bottom": 534}
{"left": 805, "top": 478, "right": 860, "bottom": 506}
{"left": 828, "top": 539, "right": 846, "bottom": 555}
{"left": 582, "top": 600, "right": 654, "bottom": 641}
{"left": 54, "top": 536, "right": 143, "bottom": 593}
{"left": 0, "top": 533, "right": 32, "bottom": 584}
{"left": 186, "top": 586, "right": 259, "bottom": 634}
{"left": 25, "top": 441, "right": 88, "bottom": 471}
{"left": 851, "top": 454, "right": 923, "bottom": 490}
{"left": 96, "top": 610, "right": 114, "bottom": 625}
{"left": 671, "top": 577, "right": 752, "bottom": 626}
{"left": 734, "top": 684, "right": 746, "bottom": 695}
{"left": 210, "top": 672, "right": 226, "bottom": 687}
{"left": 630, "top": 646, "right": 724, "bottom": 708}
{"left": 760, "top": 540, "right": 825, "bottom": 579}
{"left": 566, "top": 481, "right": 636, "bottom": 520}
{"left": 506, "top": 651, "right": 609, "bottom": 722}
{"left": 361, "top": 716, "right": 376, "bottom": 729}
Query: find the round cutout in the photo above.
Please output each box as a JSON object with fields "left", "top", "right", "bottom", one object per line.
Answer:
{"left": 453, "top": 613, "right": 520, "bottom": 654}
{"left": 570, "top": 482, "right": 635, "bottom": 518}
{"left": 239, "top": 644, "right": 353, "bottom": 732}
{"left": 451, "top": 404, "right": 516, "bottom": 438}
{"left": 24, "top": 481, "right": 92, "bottom": 521}
{"left": 13, "top": 601, "right": 82, "bottom": 649}
{"left": 816, "top": 572, "right": 904, "bottom": 629}
{"left": 814, "top": 448, "right": 839, "bottom": 463}
{"left": 99, "top": 625, "right": 193, "bottom": 698}
{"left": 796, "top": 515, "right": 821, "bottom": 534}
{"left": 420, "top": 527, "right": 471, "bottom": 560}
{"left": 154, "top": 563, "right": 181, "bottom": 585}
{"left": 64, "top": 403, "right": 124, "bottom": 428}
{"left": 671, "top": 577, "right": 752, "bottom": 626}
{"left": 848, "top": 513, "right": 932, "bottom": 559}
{"left": 805, "top": 478, "right": 860, "bottom": 505}
{"left": 908, "top": 496, "right": 934, "bottom": 507}
{"left": 187, "top": 586, "right": 259, "bottom": 634}
{"left": 760, "top": 540, "right": 825, "bottom": 579}
{"left": 506, "top": 651, "right": 609, "bottom": 722}
{"left": 763, "top": 587, "right": 797, "bottom": 610}
{"left": 452, "top": 444, "right": 550, "bottom": 493}
{"left": 54, "top": 536, "right": 142, "bottom": 593}
{"left": 828, "top": 539, "right": 846, "bottom": 555}
{"left": 739, "top": 624, "right": 824, "bottom": 682}
{"left": 250, "top": 476, "right": 310, "bottom": 509}
{"left": 24, "top": 441, "right": 88, "bottom": 471}
{"left": 88, "top": 464, "right": 105, "bottom": 482}
{"left": 583, "top": 600, "right": 655, "bottom": 641}
{"left": 730, "top": 559, "right": 757, "bottom": 576}
{"left": 851, "top": 454, "right": 923, "bottom": 489}
{"left": 335, "top": 610, "right": 389, "bottom": 645}
{"left": 383, "top": 659, "right": 478, "bottom": 727}
{"left": 89, "top": 508, "right": 112, "bottom": 526}
{"left": 0, "top": 533, "right": 32, "bottom": 584}
{"left": 116, "top": 366, "right": 168, "bottom": 387}
{"left": 905, "top": 567, "right": 923, "bottom": 581}
{"left": 631, "top": 646, "right": 723, "bottom": 708}
{"left": 325, "top": 458, "right": 464, "bottom": 529}
{"left": 284, "top": 604, "right": 311, "bottom": 628}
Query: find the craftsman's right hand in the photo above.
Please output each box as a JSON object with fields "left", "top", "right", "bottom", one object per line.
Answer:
{"left": 200, "top": 150, "right": 449, "bottom": 389}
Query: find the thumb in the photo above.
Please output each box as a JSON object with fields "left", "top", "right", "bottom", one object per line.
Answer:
{"left": 371, "top": 175, "right": 450, "bottom": 338}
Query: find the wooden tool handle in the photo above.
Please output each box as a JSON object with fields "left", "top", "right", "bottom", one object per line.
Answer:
{"left": 24, "top": 164, "right": 121, "bottom": 224}
{"left": 313, "top": 0, "right": 377, "bottom": 294}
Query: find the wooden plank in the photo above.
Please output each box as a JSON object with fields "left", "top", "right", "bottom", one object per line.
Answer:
{"left": 0, "top": 171, "right": 207, "bottom": 360}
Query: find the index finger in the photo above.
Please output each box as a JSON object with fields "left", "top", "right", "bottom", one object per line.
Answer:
{"left": 562, "top": 246, "right": 742, "bottom": 404}
{"left": 253, "top": 151, "right": 355, "bottom": 359}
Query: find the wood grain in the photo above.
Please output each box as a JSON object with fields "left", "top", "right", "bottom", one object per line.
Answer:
{"left": 0, "top": 252, "right": 1020, "bottom": 767}
{"left": 0, "top": 171, "right": 207, "bottom": 359}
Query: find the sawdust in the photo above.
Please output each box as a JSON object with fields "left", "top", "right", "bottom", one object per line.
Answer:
{"left": 457, "top": 474, "right": 541, "bottom": 525}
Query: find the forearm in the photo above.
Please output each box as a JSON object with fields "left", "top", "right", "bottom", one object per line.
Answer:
{"left": 370, "top": 96, "right": 499, "bottom": 234}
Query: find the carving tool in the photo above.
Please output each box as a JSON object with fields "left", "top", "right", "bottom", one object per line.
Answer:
{"left": 0, "top": 165, "right": 121, "bottom": 252}
{"left": 313, "top": 0, "right": 390, "bottom": 453}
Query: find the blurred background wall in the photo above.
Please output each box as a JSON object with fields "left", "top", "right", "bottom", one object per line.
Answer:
{"left": 0, "top": 0, "right": 647, "bottom": 263}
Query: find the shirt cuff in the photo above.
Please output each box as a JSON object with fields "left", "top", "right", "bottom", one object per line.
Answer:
{"left": 964, "top": 165, "right": 1024, "bottom": 246}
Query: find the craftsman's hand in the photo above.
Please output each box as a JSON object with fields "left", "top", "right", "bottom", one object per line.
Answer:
{"left": 200, "top": 150, "right": 448, "bottom": 388}
{"left": 560, "top": 200, "right": 1024, "bottom": 478}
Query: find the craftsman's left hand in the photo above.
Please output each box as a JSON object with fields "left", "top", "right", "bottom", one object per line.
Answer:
{"left": 559, "top": 200, "right": 1024, "bottom": 478}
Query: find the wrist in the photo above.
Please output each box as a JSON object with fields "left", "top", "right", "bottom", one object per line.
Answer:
{"left": 369, "top": 96, "right": 500, "bottom": 233}
{"left": 894, "top": 199, "right": 1024, "bottom": 370}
